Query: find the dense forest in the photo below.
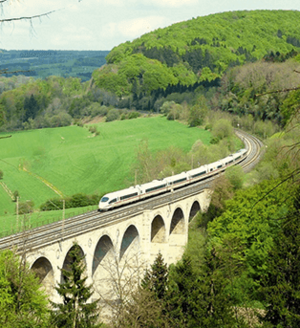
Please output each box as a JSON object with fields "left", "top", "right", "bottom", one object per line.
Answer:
{"left": 1, "top": 9, "right": 300, "bottom": 327}
{"left": 0, "top": 50, "right": 109, "bottom": 81}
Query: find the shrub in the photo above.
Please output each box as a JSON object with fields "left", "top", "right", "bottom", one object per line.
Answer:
{"left": 106, "top": 108, "right": 120, "bottom": 122}
{"left": 128, "top": 111, "right": 141, "bottom": 119}
{"left": 40, "top": 193, "right": 101, "bottom": 211}
{"left": 18, "top": 200, "right": 34, "bottom": 214}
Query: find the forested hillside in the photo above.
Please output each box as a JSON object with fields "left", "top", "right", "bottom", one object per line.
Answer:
{"left": 0, "top": 50, "right": 109, "bottom": 81}
{"left": 92, "top": 10, "right": 300, "bottom": 98}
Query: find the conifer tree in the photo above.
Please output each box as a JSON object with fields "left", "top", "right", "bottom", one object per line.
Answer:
{"left": 50, "top": 243, "right": 102, "bottom": 328}
{"left": 114, "top": 252, "right": 169, "bottom": 328}
{"left": 165, "top": 252, "right": 242, "bottom": 328}
{"left": 141, "top": 252, "right": 168, "bottom": 300}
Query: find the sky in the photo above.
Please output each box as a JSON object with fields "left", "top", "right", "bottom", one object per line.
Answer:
{"left": 1, "top": 0, "right": 300, "bottom": 51}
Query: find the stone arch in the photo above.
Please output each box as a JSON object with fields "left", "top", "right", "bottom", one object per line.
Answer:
{"left": 170, "top": 207, "right": 185, "bottom": 235}
{"left": 61, "top": 244, "right": 85, "bottom": 283}
{"left": 120, "top": 225, "right": 140, "bottom": 261}
{"left": 30, "top": 257, "right": 54, "bottom": 294}
{"left": 151, "top": 215, "right": 166, "bottom": 243}
{"left": 92, "top": 235, "right": 114, "bottom": 276}
{"left": 189, "top": 201, "right": 201, "bottom": 221}
{"left": 92, "top": 235, "right": 116, "bottom": 301}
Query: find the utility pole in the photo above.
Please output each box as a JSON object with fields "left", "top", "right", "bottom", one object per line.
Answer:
{"left": 16, "top": 196, "right": 19, "bottom": 233}
{"left": 62, "top": 199, "right": 65, "bottom": 240}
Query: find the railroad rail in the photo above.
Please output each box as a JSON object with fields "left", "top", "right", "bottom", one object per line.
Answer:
{"left": 0, "top": 130, "right": 263, "bottom": 252}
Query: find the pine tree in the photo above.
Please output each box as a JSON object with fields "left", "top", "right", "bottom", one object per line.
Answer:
{"left": 165, "top": 255, "right": 202, "bottom": 327}
{"left": 141, "top": 252, "right": 168, "bottom": 300}
{"left": 50, "top": 243, "right": 102, "bottom": 328}
{"left": 113, "top": 253, "right": 169, "bottom": 328}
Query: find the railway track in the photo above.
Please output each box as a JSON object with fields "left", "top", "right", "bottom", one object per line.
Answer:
{"left": 0, "top": 130, "right": 263, "bottom": 252}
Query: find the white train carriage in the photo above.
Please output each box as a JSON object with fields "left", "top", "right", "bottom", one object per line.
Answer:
{"left": 164, "top": 172, "right": 189, "bottom": 190}
{"left": 186, "top": 165, "right": 208, "bottom": 182}
{"left": 139, "top": 179, "right": 167, "bottom": 197}
{"left": 232, "top": 148, "right": 247, "bottom": 163}
{"left": 207, "top": 159, "right": 225, "bottom": 173}
{"left": 99, "top": 186, "right": 141, "bottom": 211}
{"left": 98, "top": 148, "right": 248, "bottom": 212}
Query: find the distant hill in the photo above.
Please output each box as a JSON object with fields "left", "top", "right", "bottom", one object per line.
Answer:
{"left": 91, "top": 10, "right": 300, "bottom": 97}
{"left": 0, "top": 50, "right": 110, "bottom": 82}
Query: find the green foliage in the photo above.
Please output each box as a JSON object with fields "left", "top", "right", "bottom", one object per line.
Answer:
{"left": 225, "top": 165, "right": 245, "bottom": 190}
{"left": 0, "top": 76, "right": 86, "bottom": 130}
{"left": 94, "top": 10, "right": 300, "bottom": 101}
{"left": 281, "top": 88, "right": 300, "bottom": 124}
{"left": 40, "top": 193, "right": 100, "bottom": 211}
{"left": 18, "top": 200, "right": 34, "bottom": 214}
{"left": 197, "top": 175, "right": 234, "bottom": 229}
{"left": 0, "top": 170, "right": 3, "bottom": 179}
{"left": 13, "top": 190, "right": 19, "bottom": 202}
{"left": 211, "top": 119, "right": 234, "bottom": 141}
{"left": 260, "top": 188, "right": 300, "bottom": 327}
{"left": 0, "top": 50, "right": 109, "bottom": 81}
{"left": 142, "top": 252, "right": 168, "bottom": 300}
{"left": 0, "top": 250, "right": 50, "bottom": 328}
{"left": 165, "top": 254, "right": 239, "bottom": 327}
{"left": 188, "top": 96, "right": 208, "bottom": 127}
{"left": 207, "top": 180, "right": 294, "bottom": 297}
{"left": 50, "top": 243, "right": 101, "bottom": 328}
{"left": 106, "top": 108, "right": 120, "bottom": 122}
{"left": 219, "top": 61, "right": 300, "bottom": 127}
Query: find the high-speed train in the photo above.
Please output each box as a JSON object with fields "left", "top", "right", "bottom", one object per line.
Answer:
{"left": 98, "top": 148, "right": 247, "bottom": 211}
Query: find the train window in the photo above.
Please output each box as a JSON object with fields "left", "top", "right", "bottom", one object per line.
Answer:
{"left": 109, "top": 198, "right": 117, "bottom": 204}
{"left": 120, "top": 192, "right": 138, "bottom": 200}
{"left": 217, "top": 165, "right": 223, "bottom": 169}
{"left": 236, "top": 156, "right": 241, "bottom": 160}
{"left": 101, "top": 197, "right": 109, "bottom": 202}
{"left": 192, "top": 171, "right": 206, "bottom": 178}
{"left": 146, "top": 184, "right": 166, "bottom": 193}
{"left": 210, "top": 168, "right": 213, "bottom": 172}
{"left": 173, "top": 178, "right": 187, "bottom": 184}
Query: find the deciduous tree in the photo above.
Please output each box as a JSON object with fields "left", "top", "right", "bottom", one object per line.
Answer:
{"left": 0, "top": 249, "right": 50, "bottom": 328}
{"left": 260, "top": 188, "right": 300, "bottom": 327}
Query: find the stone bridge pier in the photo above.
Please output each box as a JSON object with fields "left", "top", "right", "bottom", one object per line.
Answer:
{"left": 27, "top": 189, "right": 211, "bottom": 303}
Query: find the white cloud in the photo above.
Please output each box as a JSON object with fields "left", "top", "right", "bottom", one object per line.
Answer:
{"left": 149, "top": 0, "right": 199, "bottom": 8}
{"left": 104, "top": 16, "right": 169, "bottom": 40}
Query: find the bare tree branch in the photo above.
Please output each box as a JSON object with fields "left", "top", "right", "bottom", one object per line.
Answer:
{"left": 255, "top": 86, "right": 300, "bottom": 98}
{"left": 0, "top": 10, "right": 57, "bottom": 23}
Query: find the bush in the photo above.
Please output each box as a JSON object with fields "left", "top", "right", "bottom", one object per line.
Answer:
{"left": 211, "top": 119, "right": 233, "bottom": 140}
{"left": 40, "top": 193, "right": 101, "bottom": 211}
{"left": 18, "top": 200, "right": 34, "bottom": 214}
{"left": 106, "top": 108, "right": 120, "bottom": 122}
{"left": 128, "top": 111, "right": 141, "bottom": 119}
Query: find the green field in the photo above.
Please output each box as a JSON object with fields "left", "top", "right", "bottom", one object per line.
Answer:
{"left": 0, "top": 116, "right": 211, "bottom": 221}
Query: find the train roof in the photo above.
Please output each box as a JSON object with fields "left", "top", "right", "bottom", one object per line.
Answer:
{"left": 102, "top": 186, "right": 139, "bottom": 199}
{"left": 139, "top": 179, "right": 166, "bottom": 190}
{"left": 187, "top": 165, "right": 207, "bottom": 176}
{"left": 164, "top": 171, "right": 188, "bottom": 183}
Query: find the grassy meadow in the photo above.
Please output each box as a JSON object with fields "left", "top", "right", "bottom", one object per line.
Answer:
{"left": 0, "top": 116, "right": 211, "bottom": 227}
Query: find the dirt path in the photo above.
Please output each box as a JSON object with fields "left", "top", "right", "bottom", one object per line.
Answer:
{"left": 0, "top": 181, "right": 14, "bottom": 200}
{"left": 21, "top": 166, "right": 64, "bottom": 198}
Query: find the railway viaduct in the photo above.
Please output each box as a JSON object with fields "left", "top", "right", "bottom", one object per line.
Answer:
{"left": 25, "top": 185, "right": 211, "bottom": 303}
{"left": 0, "top": 130, "right": 262, "bottom": 305}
